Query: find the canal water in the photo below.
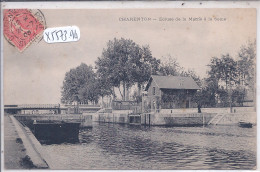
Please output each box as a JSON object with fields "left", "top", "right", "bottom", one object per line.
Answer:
{"left": 43, "top": 123, "right": 256, "bottom": 170}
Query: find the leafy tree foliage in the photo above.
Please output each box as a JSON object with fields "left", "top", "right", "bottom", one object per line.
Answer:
{"left": 231, "top": 87, "right": 246, "bottom": 106}
{"left": 61, "top": 63, "right": 98, "bottom": 104}
{"left": 78, "top": 80, "right": 99, "bottom": 104}
{"left": 130, "top": 45, "right": 160, "bottom": 94}
{"left": 132, "top": 90, "right": 142, "bottom": 104}
{"left": 202, "top": 78, "right": 218, "bottom": 107}
{"left": 158, "top": 56, "right": 181, "bottom": 76}
{"left": 181, "top": 69, "right": 202, "bottom": 88}
{"left": 237, "top": 41, "right": 256, "bottom": 89}
{"left": 96, "top": 38, "right": 159, "bottom": 100}
{"left": 203, "top": 41, "right": 256, "bottom": 107}
{"left": 96, "top": 76, "right": 114, "bottom": 99}
{"left": 60, "top": 38, "right": 255, "bottom": 109}
{"left": 208, "top": 54, "right": 238, "bottom": 90}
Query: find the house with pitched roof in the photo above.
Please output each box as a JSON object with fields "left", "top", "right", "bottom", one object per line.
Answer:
{"left": 144, "top": 75, "right": 200, "bottom": 112}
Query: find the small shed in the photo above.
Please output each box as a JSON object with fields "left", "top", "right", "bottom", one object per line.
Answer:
{"left": 144, "top": 75, "right": 200, "bottom": 111}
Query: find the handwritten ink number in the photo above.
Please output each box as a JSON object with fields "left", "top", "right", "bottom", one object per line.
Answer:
{"left": 44, "top": 28, "right": 79, "bottom": 42}
{"left": 62, "top": 30, "right": 67, "bottom": 41}
{"left": 45, "top": 32, "right": 51, "bottom": 41}
{"left": 70, "top": 30, "right": 78, "bottom": 40}
{"left": 55, "top": 30, "right": 60, "bottom": 41}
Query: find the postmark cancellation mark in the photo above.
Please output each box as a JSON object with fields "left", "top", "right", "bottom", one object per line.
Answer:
{"left": 3, "top": 9, "right": 46, "bottom": 52}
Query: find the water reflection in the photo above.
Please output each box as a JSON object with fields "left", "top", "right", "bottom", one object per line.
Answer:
{"left": 43, "top": 123, "right": 256, "bottom": 170}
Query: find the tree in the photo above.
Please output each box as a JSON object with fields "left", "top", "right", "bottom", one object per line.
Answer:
{"left": 207, "top": 54, "right": 238, "bottom": 90}
{"left": 181, "top": 69, "right": 202, "bottom": 87}
{"left": 207, "top": 57, "right": 222, "bottom": 89}
{"left": 96, "top": 38, "right": 159, "bottom": 100}
{"left": 192, "top": 90, "right": 204, "bottom": 112}
{"left": 199, "top": 41, "right": 256, "bottom": 108}
{"left": 95, "top": 38, "right": 135, "bottom": 100}
{"left": 158, "top": 55, "right": 181, "bottom": 76}
{"left": 96, "top": 76, "right": 113, "bottom": 100}
{"left": 203, "top": 78, "right": 218, "bottom": 107}
{"left": 205, "top": 54, "right": 238, "bottom": 108}
{"left": 220, "top": 54, "right": 238, "bottom": 89}
{"left": 217, "top": 86, "right": 229, "bottom": 107}
{"left": 231, "top": 86, "right": 246, "bottom": 106}
{"left": 132, "top": 89, "right": 142, "bottom": 104}
{"left": 79, "top": 80, "right": 99, "bottom": 104}
{"left": 237, "top": 40, "right": 256, "bottom": 89}
{"left": 61, "top": 63, "right": 97, "bottom": 104}
{"left": 129, "top": 45, "right": 160, "bottom": 96}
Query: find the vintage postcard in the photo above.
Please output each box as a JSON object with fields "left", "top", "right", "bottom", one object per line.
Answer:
{"left": 1, "top": 3, "right": 258, "bottom": 170}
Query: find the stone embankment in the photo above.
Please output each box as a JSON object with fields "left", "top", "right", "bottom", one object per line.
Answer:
{"left": 4, "top": 115, "right": 54, "bottom": 169}
{"left": 4, "top": 115, "right": 29, "bottom": 169}
{"left": 94, "top": 110, "right": 213, "bottom": 126}
{"left": 94, "top": 107, "right": 256, "bottom": 126}
{"left": 215, "top": 112, "right": 256, "bottom": 125}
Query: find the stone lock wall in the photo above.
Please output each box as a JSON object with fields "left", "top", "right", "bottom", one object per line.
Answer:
{"left": 141, "top": 113, "right": 216, "bottom": 126}
{"left": 93, "top": 112, "right": 129, "bottom": 124}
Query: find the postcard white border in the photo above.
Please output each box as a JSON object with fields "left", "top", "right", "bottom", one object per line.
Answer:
{"left": 1, "top": 1, "right": 260, "bottom": 172}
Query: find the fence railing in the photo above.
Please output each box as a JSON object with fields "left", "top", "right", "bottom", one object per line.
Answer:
{"left": 17, "top": 104, "right": 60, "bottom": 108}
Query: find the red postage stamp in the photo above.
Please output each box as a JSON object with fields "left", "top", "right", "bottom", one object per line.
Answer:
{"left": 3, "top": 9, "right": 46, "bottom": 52}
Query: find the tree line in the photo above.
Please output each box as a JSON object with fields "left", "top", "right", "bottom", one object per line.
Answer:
{"left": 193, "top": 41, "right": 256, "bottom": 108}
{"left": 61, "top": 38, "right": 256, "bottom": 108}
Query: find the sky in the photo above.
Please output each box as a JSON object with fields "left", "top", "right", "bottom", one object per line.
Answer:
{"left": 4, "top": 8, "right": 256, "bottom": 104}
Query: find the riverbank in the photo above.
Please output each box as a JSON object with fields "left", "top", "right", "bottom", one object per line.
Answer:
{"left": 4, "top": 115, "right": 50, "bottom": 169}
{"left": 94, "top": 108, "right": 256, "bottom": 126}
{"left": 4, "top": 115, "right": 32, "bottom": 169}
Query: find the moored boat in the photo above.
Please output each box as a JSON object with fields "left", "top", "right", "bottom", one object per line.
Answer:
{"left": 238, "top": 121, "right": 253, "bottom": 128}
{"left": 33, "top": 120, "right": 80, "bottom": 144}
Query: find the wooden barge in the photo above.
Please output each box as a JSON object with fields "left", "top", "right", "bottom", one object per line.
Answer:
{"left": 33, "top": 120, "right": 81, "bottom": 144}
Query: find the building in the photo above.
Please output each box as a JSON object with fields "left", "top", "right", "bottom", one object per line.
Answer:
{"left": 144, "top": 75, "right": 200, "bottom": 112}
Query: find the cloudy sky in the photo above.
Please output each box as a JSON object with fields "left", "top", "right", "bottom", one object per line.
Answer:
{"left": 4, "top": 8, "right": 256, "bottom": 104}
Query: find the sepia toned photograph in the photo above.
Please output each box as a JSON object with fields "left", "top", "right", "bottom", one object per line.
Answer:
{"left": 2, "top": 7, "right": 257, "bottom": 170}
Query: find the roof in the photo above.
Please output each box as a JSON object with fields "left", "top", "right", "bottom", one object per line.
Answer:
{"left": 145, "top": 75, "right": 200, "bottom": 91}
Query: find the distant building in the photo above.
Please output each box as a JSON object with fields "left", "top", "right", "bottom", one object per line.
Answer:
{"left": 144, "top": 75, "right": 200, "bottom": 112}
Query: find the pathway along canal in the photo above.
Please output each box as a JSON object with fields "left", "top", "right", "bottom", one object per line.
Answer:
{"left": 42, "top": 123, "right": 256, "bottom": 170}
